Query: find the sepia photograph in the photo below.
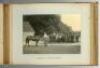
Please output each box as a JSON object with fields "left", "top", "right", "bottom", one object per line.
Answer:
{"left": 5, "top": 3, "right": 97, "bottom": 64}
{"left": 23, "top": 14, "right": 81, "bottom": 54}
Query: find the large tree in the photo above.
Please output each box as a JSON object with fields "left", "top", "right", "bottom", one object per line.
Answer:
{"left": 23, "top": 14, "right": 72, "bottom": 36}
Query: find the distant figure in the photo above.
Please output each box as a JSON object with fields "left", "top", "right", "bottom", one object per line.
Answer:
{"left": 43, "top": 33, "right": 49, "bottom": 47}
{"left": 76, "top": 35, "right": 80, "bottom": 42}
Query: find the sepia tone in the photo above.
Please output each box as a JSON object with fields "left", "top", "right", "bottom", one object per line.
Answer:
{"left": 2, "top": 3, "right": 97, "bottom": 65}
{"left": 23, "top": 14, "right": 81, "bottom": 54}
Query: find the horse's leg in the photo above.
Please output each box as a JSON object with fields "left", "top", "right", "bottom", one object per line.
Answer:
{"left": 26, "top": 40, "right": 30, "bottom": 46}
{"left": 28, "top": 40, "right": 30, "bottom": 46}
{"left": 35, "top": 41, "right": 39, "bottom": 47}
{"left": 26, "top": 38, "right": 29, "bottom": 46}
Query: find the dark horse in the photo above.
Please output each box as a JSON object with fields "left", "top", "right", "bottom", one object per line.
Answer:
{"left": 25, "top": 33, "right": 49, "bottom": 47}
{"left": 26, "top": 35, "right": 41, "bottom": 47}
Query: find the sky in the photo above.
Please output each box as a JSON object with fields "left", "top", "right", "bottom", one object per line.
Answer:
{"left": 61, "top": 14, "right": 81, "bottom": 31}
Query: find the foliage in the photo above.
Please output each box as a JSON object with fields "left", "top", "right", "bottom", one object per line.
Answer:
{"left": 23, "top": 14, "right": 71, "bottom": 36}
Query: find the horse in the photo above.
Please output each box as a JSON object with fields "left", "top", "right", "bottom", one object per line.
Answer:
{"left": 25, "top": 34, "right": 49, "bottom": 47}
{"left": 26, "top": 35, "right": 41, "bottom": 47}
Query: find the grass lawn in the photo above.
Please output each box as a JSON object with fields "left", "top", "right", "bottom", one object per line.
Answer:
{"left": 23, "top": 43, "right": 80, "bottom": 54}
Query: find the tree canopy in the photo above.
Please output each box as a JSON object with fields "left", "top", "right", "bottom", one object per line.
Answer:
{"left": 23, "top": 14, "right": 72, "bottom": 36}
